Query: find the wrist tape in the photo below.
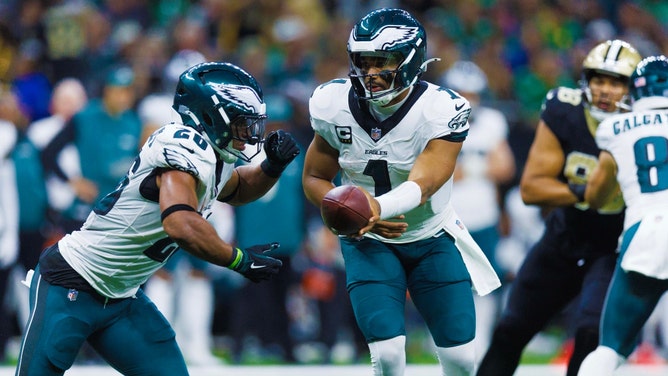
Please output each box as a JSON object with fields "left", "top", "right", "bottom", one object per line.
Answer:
{"left": 226, "top": 247, "right": 243, "bottom": 269}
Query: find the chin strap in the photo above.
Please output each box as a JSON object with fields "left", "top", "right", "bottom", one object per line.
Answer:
{"left": 420, "top": 57, "right": 441, "bottom": 72}
{"left": 404, "top": 58, "right": 441, "bottom": 89}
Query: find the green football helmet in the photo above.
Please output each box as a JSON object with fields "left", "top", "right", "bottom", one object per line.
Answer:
{"left": 630, "top": 55, "right": 668, "bottom": 109}
{"left": 173, "top": 62, "right": 267, "bottom": 162}
{"left": 347, "top": 8, "right": 434, "bottom": 106}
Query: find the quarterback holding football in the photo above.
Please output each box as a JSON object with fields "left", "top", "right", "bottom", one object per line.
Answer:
{"left": 302, "top": 8, "right": 499, "bottom": 376}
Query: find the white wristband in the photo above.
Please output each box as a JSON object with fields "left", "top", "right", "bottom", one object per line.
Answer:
{"left": 375, "top": 181, "right": 422, "bottom": 220}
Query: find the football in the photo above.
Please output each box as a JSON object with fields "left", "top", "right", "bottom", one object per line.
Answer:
{"left": 321, "top": 185, "right": 372, "bottom": 236}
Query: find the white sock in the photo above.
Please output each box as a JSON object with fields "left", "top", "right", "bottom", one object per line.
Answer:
{"left": 177, "top": 274, "right": 218, "bottom": 363}
{"left": 473, "top": 293, "right": 496, "bottom": 354}
{"left": 435, "top": 341, "right": 477, "bottom": 376}
{"left": 369, "top": 336, "right": 406, "bottom": 376}
{"left": 578, "top": 346, "right": 625, "bottom": 376}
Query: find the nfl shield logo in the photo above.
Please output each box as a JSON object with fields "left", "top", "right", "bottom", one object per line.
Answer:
{"left": 67, "top": 289, "right": 78, "bottom": 302}
{"left": 371, "top": 127, "right": 382, "bottom": 141}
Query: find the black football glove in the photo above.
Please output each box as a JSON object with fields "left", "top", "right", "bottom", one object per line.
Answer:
{"left": 261, "top": 130, "right": 300, "bottom": 178}
{"left": 227, "top": 242, "right": 283, "bottom": 283}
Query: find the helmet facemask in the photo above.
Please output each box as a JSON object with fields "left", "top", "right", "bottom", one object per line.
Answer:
{"left": 208, "top": 94, "right": 266, "bottom": 162}
{"left": 349, "top": 51, "right": 407, "bottom": 106}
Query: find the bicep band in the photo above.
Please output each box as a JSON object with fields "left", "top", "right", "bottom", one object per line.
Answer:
{"left": 375, "top": 181, "right": 422, "bottom": 220}
{"left": 160, "top": 204, "right": 198, "bottom": 222}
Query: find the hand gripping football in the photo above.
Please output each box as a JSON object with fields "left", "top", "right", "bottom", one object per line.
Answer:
{"left": 321, "top": 185, "right": 372, "bottom": 236}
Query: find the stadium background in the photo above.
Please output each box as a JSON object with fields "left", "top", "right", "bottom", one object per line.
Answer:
{"left": 1, "top": 0, "right": 668, "bottom": 373}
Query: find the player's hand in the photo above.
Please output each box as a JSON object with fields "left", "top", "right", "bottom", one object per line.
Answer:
{"left": 369, "top": 217, "right": 408, "bottom": 239}
{"left": 568, "top": 183, "right": 586, "bottom": 203}
{"left": 228, "top": 242, "right": 283, "bottom": 283}
{"left": 261, "top": 130, "right": 300, "bottom": 177}
{"left": 70, "top": 177, "right": 99, "bottom": 203}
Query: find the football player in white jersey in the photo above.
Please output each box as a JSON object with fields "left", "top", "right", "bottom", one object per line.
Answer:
{"left": 579, "top": 56, "right": 668, "bottom": 375}
{"left": 302, "top": 8, "right": 500, "bottom": 376}
{"left": 15, "top": 62, "right": 300, "bottom": 375}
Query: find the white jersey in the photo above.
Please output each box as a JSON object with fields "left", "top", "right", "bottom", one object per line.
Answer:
{"left": 58, "top": 122, "right": 234, "bottom": 298}
{"left": 596, "top": 107, "right": 668, "bottom": 278}
{"left": 451, "top": 106, "right": 509, "bottom": 230}
{"left": 596, "top": 108, "right": 668, "bottom": 228}
{"left": 310, "top": 79, "right": 501, "bottom": 295}
{"left": 310, "top": 78, "right": 471, "bottom": 243}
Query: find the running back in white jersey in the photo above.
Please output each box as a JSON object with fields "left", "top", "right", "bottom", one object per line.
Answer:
{"left": 58, "top": 122, "right": 235, "bottom": 298}
{"left": 310, "top": 78, "right": 471, "bottom": 243}
{"left": 596, "top": 108, "right": 668, "bottom": 228}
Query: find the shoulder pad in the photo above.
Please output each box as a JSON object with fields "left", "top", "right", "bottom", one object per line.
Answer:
{"left": 145, "top": 123, "right": 217, "bottom": 178}
{"left": 423, "top": 84, "right": 472, "bottom": 135}
{"left": 310, "top": 78, "right": 352, "bottom": 122}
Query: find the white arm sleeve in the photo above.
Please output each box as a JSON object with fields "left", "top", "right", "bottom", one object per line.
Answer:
{"left": 375, "top": 181, "right": 422, "bottom": 220}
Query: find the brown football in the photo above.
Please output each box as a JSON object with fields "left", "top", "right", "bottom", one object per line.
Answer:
{"left": 321, "top": 185, "right": 372, "bottom": 236}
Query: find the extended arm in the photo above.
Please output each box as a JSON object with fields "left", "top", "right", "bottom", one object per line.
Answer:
{"left": 585, "top": 151, "right": 620, "bottom": 209}
{"left": 408, "top": 138, "right": 463, "bottom": 203}
{"left": 370, "top": 138, "right": 462, "bottom": 221}
{"left": 160, "top": 169, "right": 238, "bottom": 266}
{"left": 520, "top": 120, "right": 581, "bottom": 206}
{"left": 159, "top": 169, "right": 281, "bottom": 282}
{"left": 218, "top": 129, "right": 300, "bottom": 205}
{"left": 303, "top": 135, "right": 463, "bottom": 206}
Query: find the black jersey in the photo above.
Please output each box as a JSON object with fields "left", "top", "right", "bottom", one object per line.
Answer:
{"left": 539, "top": 87, "right": 624, "bottom": 259}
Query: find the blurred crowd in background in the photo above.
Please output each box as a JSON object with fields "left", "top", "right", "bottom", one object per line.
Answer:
{"left": 0, "top": 0, "right": 668, "bottom": 368}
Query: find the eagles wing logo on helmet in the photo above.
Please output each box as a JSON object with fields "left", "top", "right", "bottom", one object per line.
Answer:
{"left": 373, "top": 25, "right": 420, "bottom": 50}
{"left": 210, "top": 83, "right": 263, "bottom": 113}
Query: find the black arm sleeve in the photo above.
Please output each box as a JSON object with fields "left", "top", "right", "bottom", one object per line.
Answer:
{"left": 40, "top": 119, "right": 76, "bottom": 181}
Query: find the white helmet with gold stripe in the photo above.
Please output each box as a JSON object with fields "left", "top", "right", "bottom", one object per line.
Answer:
{"left": 580, "top": 39, "right": 642, "bottom": 120}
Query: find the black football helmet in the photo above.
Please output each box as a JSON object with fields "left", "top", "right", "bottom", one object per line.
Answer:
{"left": 173, "top": 62, "right": 266, "bottom": 162}
{"left": 347, "top": 8, "right": 436, "bottom": 106}
{"left": 630, "top": 55, "right": 668, "bottom": 109}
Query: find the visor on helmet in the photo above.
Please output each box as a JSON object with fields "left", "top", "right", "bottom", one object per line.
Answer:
{"left": 215, "top": 113, "right": 266, "bottom": 162}
{"left": 350, "top": 51, "right": 403, "bottom": 73}
{"left": 229, "top": 114, "right": 266, "bottom": 145}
